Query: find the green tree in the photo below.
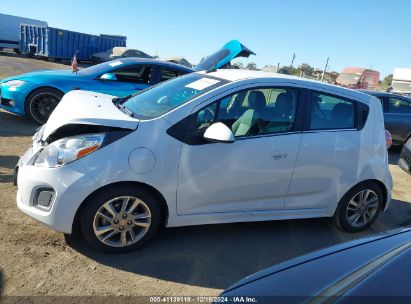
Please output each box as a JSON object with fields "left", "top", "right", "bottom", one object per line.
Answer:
{"left": 381, "top": 74, "right": 393, "bottom": 90}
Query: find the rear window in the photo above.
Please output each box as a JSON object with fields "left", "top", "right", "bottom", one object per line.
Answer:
{"left": 193, "top": 49, "right": 230, "bottom": 71}
{"left": 160, "top": 68, "right": 186, "bottom": 82}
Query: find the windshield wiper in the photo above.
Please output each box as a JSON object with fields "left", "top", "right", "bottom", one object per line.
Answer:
{"left": 113, "top": 95, "right": 132, "bottom": 105}
{"left": 113, "top": 98, "right": 134, "bottom": 117}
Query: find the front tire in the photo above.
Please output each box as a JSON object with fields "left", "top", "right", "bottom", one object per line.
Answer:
{"left": 25, "top": 88, "right": 63, "bottom": 124}
{"left": 333, "top": 182, "right": 383, "bottom": 232}
{"left": 80, "top": 186, "right": 161, "bottom": 253}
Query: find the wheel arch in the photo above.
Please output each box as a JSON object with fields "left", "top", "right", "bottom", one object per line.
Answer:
{"left": 24, "top": 86, "right": 65, "bottom": 115}
{"left": 72, "top": 181, "right": 169, "bottom": 234}
{"left": 340, "top": 179, "right": 388, "bottom": 211}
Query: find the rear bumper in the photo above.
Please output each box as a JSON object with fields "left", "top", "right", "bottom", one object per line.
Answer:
{"left": 399, "top": 143, "right": 411, "bottom": 174}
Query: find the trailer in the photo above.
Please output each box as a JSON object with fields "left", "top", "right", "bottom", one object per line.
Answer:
{"left": 336, "top": 67, "right": 380, "bottom": 89}
{"left": 19, "top": 24, "right": 126, "bottom": 61}
{"left": 391, "top": 68, "right": 411, "bottom": 96}
{"left": 0, "top": 13, "right": 47, "bottom": 51}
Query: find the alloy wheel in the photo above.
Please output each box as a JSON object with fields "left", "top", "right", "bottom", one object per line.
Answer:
{"left": 30, "top": 92, "right": 60, "bottom": 124}
{"left": 346, "top": 189, "right": 379, "bottom": 228}
{"left": 93, "top": 196, "right": 151, "bottom": 248}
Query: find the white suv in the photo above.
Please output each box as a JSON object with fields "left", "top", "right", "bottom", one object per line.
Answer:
{"left": 16, "top": 70, "right": 393, "bottom": 253}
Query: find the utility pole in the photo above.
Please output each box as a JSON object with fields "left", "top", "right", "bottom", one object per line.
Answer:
{"left": 290, "top": 53, "right": 296, "bottom": 68}
{"left": 321, "top": 57, "right": 329, "bottom": 82}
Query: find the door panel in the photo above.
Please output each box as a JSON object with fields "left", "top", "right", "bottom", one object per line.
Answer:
{"left": 286, "top": 131, "right": 361, "bottom": 209}
{"left": 384, "top": 97, "right": 411, "bottom": 144}
{"left": 89, "top": 64, "right": 153, "bottom": 97}
{"left": 177, "top": 134, "right": 302, "bottom": 215}
{"left": 89, "top": 81, "right": 148, "bottom": 97}
{"left": 285, "top": 90, "right": 360, "bottom": 210}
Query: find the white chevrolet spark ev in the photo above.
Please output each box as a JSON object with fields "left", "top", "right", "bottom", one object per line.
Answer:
{"left": 16, "top": 70, "right": 393, "bottom": 253}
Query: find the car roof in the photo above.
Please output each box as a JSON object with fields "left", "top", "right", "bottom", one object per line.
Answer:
{"left": 203, "top": 69, "right": 374, "bottom": 103}
{"left": 359, "top": 89, "right": 411, "bottom": 100}
{"left": 223, "top": 228, "right": 411, "bottom": 296}
{"left": 110, "top": 57, "right": 193, "bottom": 71}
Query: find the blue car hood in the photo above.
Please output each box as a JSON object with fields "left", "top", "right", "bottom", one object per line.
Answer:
{"left": 193, "top": 40, "right": 255, "bottom": 71}
{"left": 2, "top": 69, "right": 80, "bottom": 83}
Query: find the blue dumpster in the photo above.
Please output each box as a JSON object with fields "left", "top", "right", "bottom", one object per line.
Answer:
{"left": 19, "top": 24, "right": 126, "bottom": 60}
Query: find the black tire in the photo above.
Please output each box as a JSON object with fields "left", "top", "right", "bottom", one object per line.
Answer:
{"left": 80, "top": 185, "right": 161, "bottom": 253}
{"left": 333, "top": 181, "right": 383, "bottom": 232}
{"left": 25, "top": 88, "right": 63, "bottom": 124}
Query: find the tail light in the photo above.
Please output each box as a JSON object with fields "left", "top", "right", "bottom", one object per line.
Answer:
{"left": 385, "top": 130, "right": 392, "bottom": 149}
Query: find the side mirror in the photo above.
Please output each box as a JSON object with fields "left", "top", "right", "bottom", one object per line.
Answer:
{"left": 99, "top": 73, "right": 117, "bottom": 81}
{"left": 203, "top": 122, "right": 235, "bottom": 143}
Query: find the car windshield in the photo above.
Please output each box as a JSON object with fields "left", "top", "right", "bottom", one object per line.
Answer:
{"left": 392, "top": 81, "right": 411, "bottom": 92}
{"left": 77, "top": 60, "right": 124, "bottom": 76}
{"left": 193, "top": 49, "right": 230, "bottom": 71}
{"left": 337, "top": 73, "right": 361, "bottom": 85}
{"left": 123, "top": 73, "right": 227, "bottom": 119}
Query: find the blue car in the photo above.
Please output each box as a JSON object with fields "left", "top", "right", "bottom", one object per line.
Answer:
{"left": 221, "top": 228, "right": 411, "bottom": 303}
{"left": 0, "top": 40, "right": 255, "bottom": 124}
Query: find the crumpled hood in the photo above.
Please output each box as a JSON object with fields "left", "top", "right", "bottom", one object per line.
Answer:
{"left": 42, "top": 90, "right": 139, "bottom": 140}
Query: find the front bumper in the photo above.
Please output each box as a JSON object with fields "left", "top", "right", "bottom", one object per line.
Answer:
{"left": 16, "top": 146, "right": 97, "bottom": 233}
{"left": 399, "top": 143, "right": 411, "bottom": 174}
{"left": 0, "top": 83, "right": 30, "bottom": 116}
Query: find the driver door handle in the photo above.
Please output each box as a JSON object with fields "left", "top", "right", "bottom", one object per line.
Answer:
{"left": 272, "top": 152, "right": 288, "bottom": 160}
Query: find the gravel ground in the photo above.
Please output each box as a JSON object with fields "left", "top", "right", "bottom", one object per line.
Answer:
{"left": 0, "top": 54, "right": 411, "bottom": 301}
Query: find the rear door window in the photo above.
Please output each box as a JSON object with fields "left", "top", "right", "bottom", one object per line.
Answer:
{"left": 309, "top": 92, "right": 355, "bottom": 130}
{"left": 388, "top": 97, "right": 410, "bottom": 114}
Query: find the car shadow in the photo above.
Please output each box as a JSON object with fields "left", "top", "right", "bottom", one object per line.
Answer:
{"left": 0, "top": 155, "right": 19, "bottom": 183}
{"left": 0, "top": 111, "right": 38, "bottom": 137}
{"left": 66, "top": 198, "right": 411, "bottom": 290}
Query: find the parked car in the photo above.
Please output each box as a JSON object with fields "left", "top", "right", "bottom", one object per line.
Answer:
{"left": 220, "top": 228, "right": 411, "bottom": 303}
{"left": 359, "top": 90, "right": 411, "bottom": 146}
{"left": 15, "top": 70, "right": 392, "bottom": 253}
{"left": 0, "top": 40, "right": 254, "bottom": 124}
{"left": 164, "top": 56, "right": 192, "bottom": 68}
{"left": 91, "top": 47, "right": 153, "bottom": 63}
{"left": 0, "top": 58, "right": 191, "bottom": 124}
{"left": 336, "top": 67, "right": 380, "bottom": 89}
{"left": 399, "top": 138, "right": 411, "bottom": 174}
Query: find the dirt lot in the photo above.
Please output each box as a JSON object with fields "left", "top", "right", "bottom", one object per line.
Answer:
{"left": 0, "top": 54, "right": 411, "bottom": 300}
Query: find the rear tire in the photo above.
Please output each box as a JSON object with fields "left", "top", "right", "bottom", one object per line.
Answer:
{"left": 333, "top": 181, "right": 383, "bottom": 232}
{"left": 80, "top": 186, "right": 161, "bottom": 253}
{"left": 25, "top": 88, "right": 63, "bottom": 124}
